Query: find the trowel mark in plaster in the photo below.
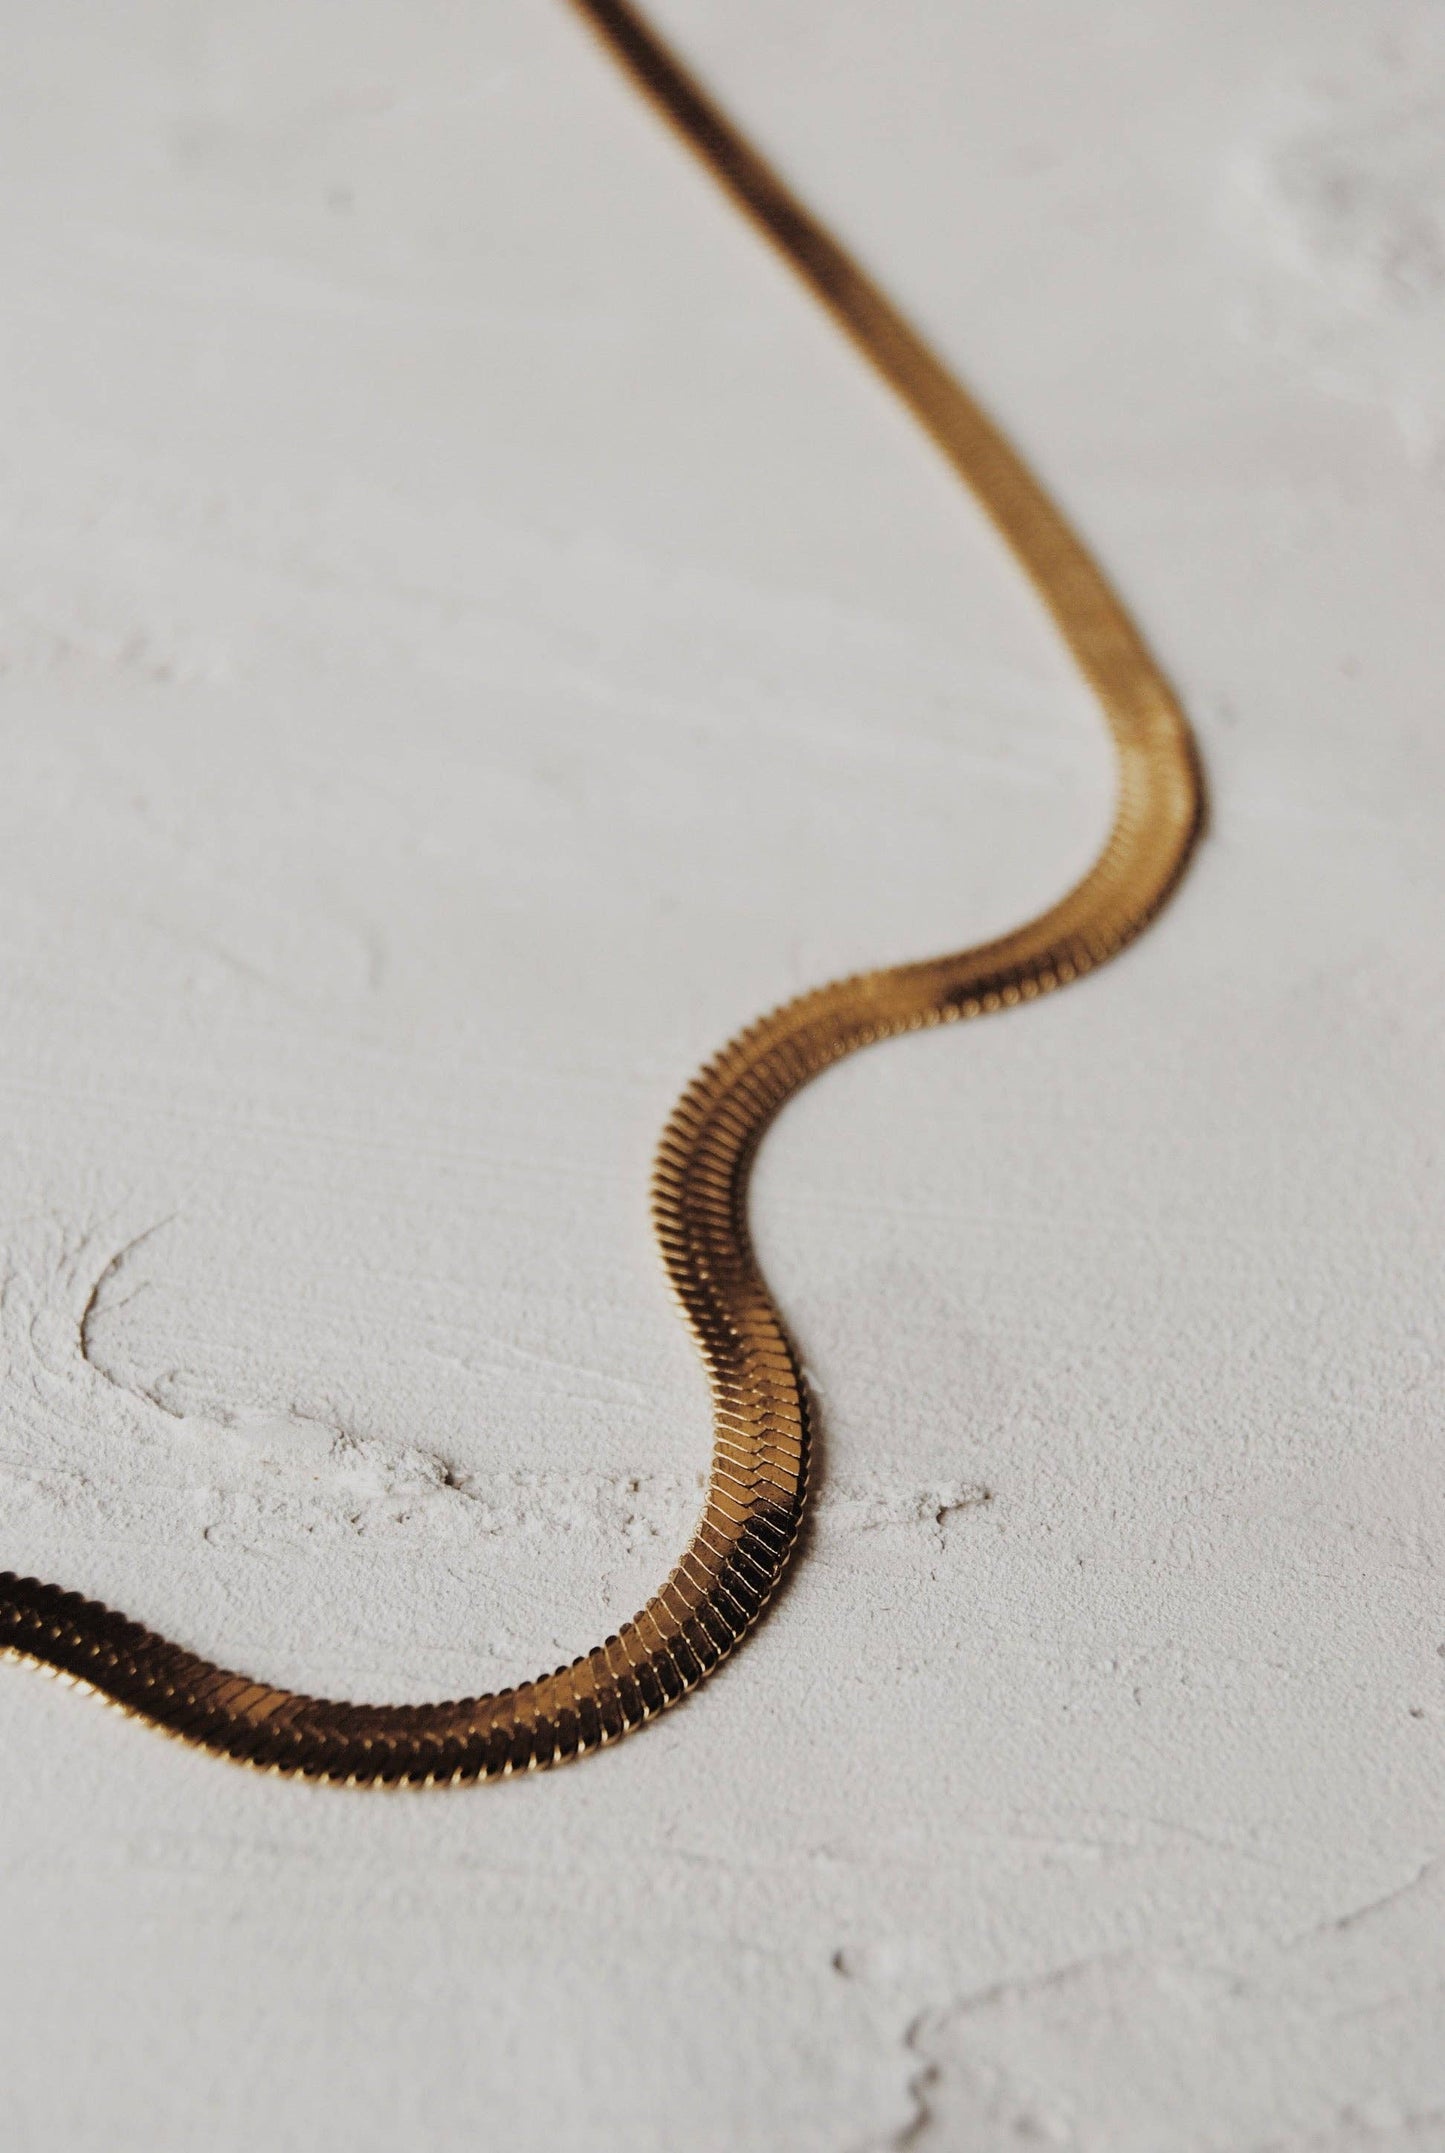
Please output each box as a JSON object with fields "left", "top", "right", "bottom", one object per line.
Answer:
{"left": 831, "top": 1959, "right": 1071, "bottom": 2152}
{"left": 428, "top": 1334, "right": 650, "bottom": 1410}
{"left": 6, "top": 1215, "right": 989, "bottom": 1554}
{"left": 11, "top": 712, "right": 390, "bottom": 1014}
{"left": 850, "top": 1860, "right": 1445, "bottom": 2151}
{"left": 77, "top": 1217, "right": 177, "bottom": 1408}
{"left": 0, "top": 1212, "right": 445, "bottom": 1515}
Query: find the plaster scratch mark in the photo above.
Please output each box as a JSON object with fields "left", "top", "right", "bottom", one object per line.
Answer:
{"left": 945, "top": 1948, "right": 1131, "bottom": 2028}
{"left": 884, "top": 2013, "right": 940, "bottom": 2152}
{"left": 77, "top": 1217, "right": 178, "bottom": 1408}
{"left": 823, "top": 1955, "right": 939, "bottom": 2153}
{"left": 1258, "top": 2102, "right": 1445, "bottom": 2150}
{"left": 1289, "top": 1858, "right": 1442, "bottom": 1950}
{"left": 431, "top": 1335, "right": 649, "bottom": 1404}
{"left": 867, "top": 2002, "right": 1077, "bottom": 2152}
{"left": 1130, "top": 1810, "right": 1287, "bottom": 1873}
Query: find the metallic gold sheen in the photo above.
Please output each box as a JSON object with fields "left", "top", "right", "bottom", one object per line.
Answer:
{"left": 0, "top": 0, "right": 1202, "bottom": 1783}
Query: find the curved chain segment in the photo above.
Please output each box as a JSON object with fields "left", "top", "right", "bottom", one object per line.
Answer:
{"left": 0, "top": 0, "right": 1201, "bottom": 1782}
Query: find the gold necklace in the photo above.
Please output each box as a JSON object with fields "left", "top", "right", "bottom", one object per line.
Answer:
{"left": 0, "top": 0, "right": 1201, "bottom": 1783}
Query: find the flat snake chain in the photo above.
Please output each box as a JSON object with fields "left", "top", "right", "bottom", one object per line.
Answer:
{"left": 0, "top": 0, "right": 1202, "bottom": 1783}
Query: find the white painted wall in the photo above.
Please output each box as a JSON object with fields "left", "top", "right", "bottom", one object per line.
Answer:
{"left": 1, "top": 3, "right": 1442, "bottom": 2146}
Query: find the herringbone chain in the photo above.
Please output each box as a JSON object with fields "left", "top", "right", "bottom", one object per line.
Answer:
{"left": 0, "top": 0, "right": 1201, "bottom": 1782}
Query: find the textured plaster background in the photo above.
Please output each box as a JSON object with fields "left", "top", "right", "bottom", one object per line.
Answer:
{"left": 1, "top": 2, "right": 1443, "bottom": 2148}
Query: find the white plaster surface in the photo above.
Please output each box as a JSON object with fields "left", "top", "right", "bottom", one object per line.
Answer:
{"left": 1, "top": 2, "right": 1443, "bottom": 2146}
